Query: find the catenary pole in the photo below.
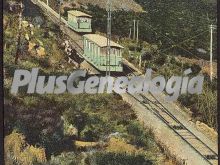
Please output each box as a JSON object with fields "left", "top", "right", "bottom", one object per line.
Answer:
{"left": 209, "top": 24, "right": 214, "bottom": 82}
{"left": 133, "top": 20, "right": 136, "bottom": 40}
{"left": 106, "top": 0, "right": 112, "bottom": 76}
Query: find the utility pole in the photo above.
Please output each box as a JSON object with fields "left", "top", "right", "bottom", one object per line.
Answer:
{"left": 133, "top": 20, "right": 136, "bottom": 40}
{"left": 136, "top": 20, "right": 141, "bottom": 67}
{"left": 209, "top": 24, "right": 216, "bottom": 82}
{"left": 106, "top": 0, "right": 112, "bottom": 77}
{"left": 136, "top": 20, "right": 139, "bottom": 43}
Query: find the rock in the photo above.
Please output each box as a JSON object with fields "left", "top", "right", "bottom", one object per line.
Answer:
{"left": 22, "top": 21, "right": 29, "bottom": 28}
{"left": 36, "top": 47, "right": 46, "bottom": 57}
{"left": 33, "top": 16, "right": 44, "bottom": 26}
{"left": 108, "top": 132, "right": 121, "bottom": 138}
{"left": 48, "top": 31, "right": 54, "bottom": 37}
{"left": 29, "top": 24, "right": 34, "bottom": 28}
{"left": 3, "top": 17, "right": 9, "bottom": 29}
{"left": 25, "top": 33, "right": 30, "bottom": 41}
{"left": 36, "top": 39, "right": 44, "bottom": 46}
{"left": 28, "top": 42, "right": 36, "bottom": 52}
{"left": 196, "top": 120, "right": 218, "bottom": 142}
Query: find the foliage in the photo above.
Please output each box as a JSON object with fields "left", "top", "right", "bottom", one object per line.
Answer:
{"left": 197, "top": 85, "right": 217, "bottom": 129}
{"left": 64, "top": 109, "right": 88, "bottom": 138}
{"left": 85, "top": 152, "right": 153, "bottom": 165}
{"left": 3, "top": 13, "right": 74, "bottom": 158}
{"left": 126, "top": 122, "right": 154, "bottom": 149}
{"left": 4, "top": 2, "right": 205, "bottom": 164}
{"left": 178, "top": 84, "right": 217, "bottom": 129}
{"left": 140, "top": 0, "right": 216, "bottom": 59}
{"left": 178, "top": 94, "right": 199, "bottom": 108}
{"left": 106, "top": 137, "right": 139, "bottom": 154}
{"left": 48, "top": 152, "right": 82, "bottom": 165}
{"left": 63, "top": 94, "right": 137, "bottom": 142}
{"left": 84, "top": 1, "right": 216, "bottom": 59}
{"left": 4, "top": 131, "right": 46, "bottom": 165}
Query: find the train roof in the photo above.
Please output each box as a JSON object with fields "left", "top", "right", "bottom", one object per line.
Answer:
{"left": 67, "top": 10, "right": 92, "bottom": 18}
{"left": 83, "top": 34, "right": 124, "bottom": 49}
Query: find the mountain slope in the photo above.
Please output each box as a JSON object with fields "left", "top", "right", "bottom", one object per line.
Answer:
{"left": 74, "top": 0, "right": 144, "bottom": 12}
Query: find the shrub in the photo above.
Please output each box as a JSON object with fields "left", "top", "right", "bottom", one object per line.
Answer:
{"left": 126, "top": 122, "right": 153, "bottom": 149}
{"left": 85, "top": 152, "right": 153, "bottom": 165}
{"left": 106, "top": 137, "right": 138, "bottom": 154}
{"left": 197, "top": 86, "right": 217, "bottom": 129}
{"left": 4, "top": 131, "right": 46, "bottom": 165}
{"left": 49, "top": 152, "right": 82, "bottom": 165}
{"left": 178, "top": 94, "right": 199, "bottom": 108}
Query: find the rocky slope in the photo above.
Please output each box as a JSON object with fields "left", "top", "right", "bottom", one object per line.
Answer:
{"left": 70, "top": 0, "right": 144, "bottom": 12}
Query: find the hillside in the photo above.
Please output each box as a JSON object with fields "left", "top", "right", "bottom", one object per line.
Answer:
{"left": 3, "top": 3, "right": 171, "bottom": 164}
{"left": 65, "top": 0, "right": 144, "bottom": 12}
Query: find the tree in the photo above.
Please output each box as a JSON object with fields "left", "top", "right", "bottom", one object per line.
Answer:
{"left": 63, "top": 108, "right": 88, "bottom": 139}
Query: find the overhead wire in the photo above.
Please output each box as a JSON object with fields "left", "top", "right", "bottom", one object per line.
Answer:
{"left": 143, "top": 22, "right": 209, "bottom": 58}
{"left": 160, "top": 30, "right": 209, "bottom": 54}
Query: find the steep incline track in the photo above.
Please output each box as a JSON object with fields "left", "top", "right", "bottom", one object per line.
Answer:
{"left": 128, "top": 93, "right": 218, "bottom": 165}
{"left": 124, "top": 65, "right": 218, "bottom": 165}
{"left": 32, "top": 0, "right": 84, "bottom": 54}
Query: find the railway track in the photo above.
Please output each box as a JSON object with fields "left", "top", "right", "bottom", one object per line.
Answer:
{"left": 31, "top": 0, "right": 101, "bottom": 74}
{"left": 129, "top": 93, "right": 218, "bottom": 165}
{"left": 125, "top": 66, "right": 218, "bottom": 165}
{"left": 31, "top": 0, "right": 84, "bottom": 54}
{"left": 30, "top": 1, "right": 218, "bottom": 164}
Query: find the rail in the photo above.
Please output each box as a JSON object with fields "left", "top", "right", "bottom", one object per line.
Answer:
{"left": 125, "top": 66, "right": 218, "bottom": 165}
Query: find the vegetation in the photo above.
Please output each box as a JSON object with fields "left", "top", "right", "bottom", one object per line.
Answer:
{"left": 41, "top": 0, "right": 143, "bottom": 12}
{"left": 4, "top": 0, "right": 217, "bottom": 164}
{"left": 85, "top": 152, "right": 153, "bottom": 165}
{"left": 178, "top": 83, "right": 217, "bottom": 129}
{"left": 76, "top": 2, "right": 218, "bottom": 129}
{"left": 4, "top": 6, "right": 163, "bottom": 164}
{"left": 95, "top": 1, "right": 215, "bottom": 58}
{"left": 4, "top": 131, "right": 46, "bottom": 165}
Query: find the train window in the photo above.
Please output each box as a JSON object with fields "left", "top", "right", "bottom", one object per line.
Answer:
{"left": 78, "top": 18, "right": 89, "bottom": 23}
{"left": 85, "top": 40, "right": 87, "bottom": 48}
{"left": 88, "top": 42, "right": 90, "bottom": 50}
{"left": 115, "top": 49, "right": 120, "bottom": 56}
{"left": 98, "top": 47, "right": 100, "bottom": 56}
{"left": 91, "top": 43, "right": 93, "bottom": 56}
{"left": 102, "top": 59, "right": 106, "bottom": 65}
{"left": 111, "top": 49, "right": 115, "bottom": 55}
{"left": 116, "top": 50, "right": 120, "bottom": 56}
{"left": 96, "top": 47, "right": 99, "bottom": 56}
{"left": 94, "top": 45, "right": 96, "bottom": 56}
